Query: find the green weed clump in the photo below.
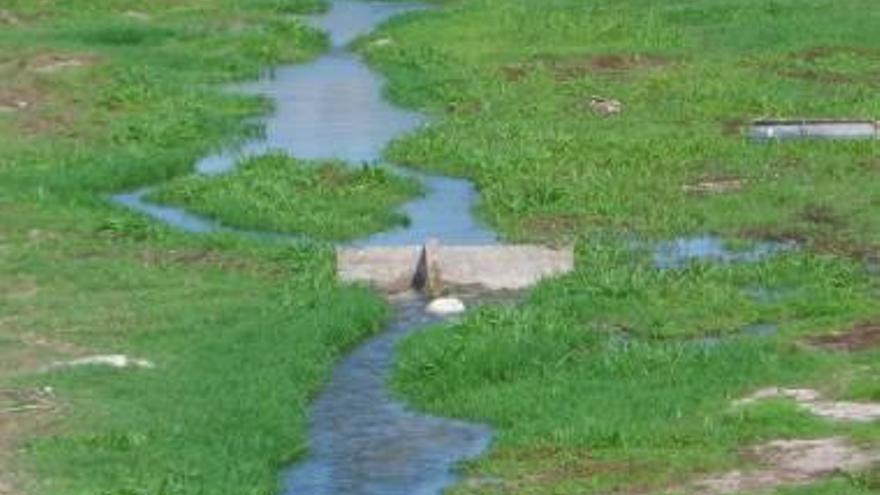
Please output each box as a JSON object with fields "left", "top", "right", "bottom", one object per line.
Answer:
{"left": 151, "top": 153, "right": 422, "bottom": 241}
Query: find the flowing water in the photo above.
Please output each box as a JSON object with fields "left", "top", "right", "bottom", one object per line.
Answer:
{"left": 108, "top": 2, "right": 792, "bottom": 492}
{"left": 113, "top": 1, "right": 495, "bottom": 493}
{"left": 282, "top": 293, "right": 491, "bottom": 495}
{"left": 111, "top": 0, "right": 496, "bottom": 247}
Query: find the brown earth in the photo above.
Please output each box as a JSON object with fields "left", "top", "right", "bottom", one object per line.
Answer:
{"left": 500, "top": 53, "right": 671, "bottom": 82}
{"left": 27, "top": 53, "right": 98, "bottom": 74}
{"left": 0, "top": 389, "right": 57, "bottom": 495}
{"left": 775, "top": 46, "right": 880, "bottom": 86}
{"left": 691, "top": 438, "right": 879, "bottom": 495}
{"left": 807, "top": 322, "right": 880, "bottom": 351}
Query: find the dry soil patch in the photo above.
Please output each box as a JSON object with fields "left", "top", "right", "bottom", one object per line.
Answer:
{"left": 807, "top": 322, "right": 880, "bottom": 351}
{"left": 735, "top": 387, "right": 880, "bottom": 422}
{"left": 691, "top": 437, "right": 879, "bottom": 494}
{"left": 28, "top": 53, "right": 98, "bottom": 74}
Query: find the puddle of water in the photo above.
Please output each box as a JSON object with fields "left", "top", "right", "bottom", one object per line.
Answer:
{"left": 282, "top": 293, "right": 492, "bottom": 495}
{"left": 691, "top": 323, "right": 780, "bottom": 349}
{"left": 743, "top": 323, "right": 779, "bottom": 338}
{"left": 653, "top": 235, "right": 792, "bottom": 269}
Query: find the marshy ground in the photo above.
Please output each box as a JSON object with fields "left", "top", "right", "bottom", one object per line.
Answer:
{"left": 0, "top": 0, "right": 878, "bottom": 494}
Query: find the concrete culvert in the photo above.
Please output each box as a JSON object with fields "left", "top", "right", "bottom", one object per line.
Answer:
{"left": 337, "top": 240, "right": 574, "bottom": 294}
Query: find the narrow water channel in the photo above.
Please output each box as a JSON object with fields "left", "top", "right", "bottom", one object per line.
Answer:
{"left": 283, "top": 293, "right": 492, "bottom": 494}
{"left": 112, "top": 1, "right": 496, "bottom": 493}
{"left": 111, "top": 0, "right": 497, "bottom": 247}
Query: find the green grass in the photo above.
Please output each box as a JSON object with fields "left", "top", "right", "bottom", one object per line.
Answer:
{"left": 150, "top": 153, "right": 422, "bottom": 241}
{"left": 2, "top": 0, "right": 879, "bottom": 494}
{"left": 0, "top": 0, "right": 409, "bottom": 494}
{"left": 358, "top": 0, "right": 880, "bottom": 493}
{"left": 4, "top": 228, "right": 387, "bottom": 495}
{"left": 363, "top": 0, "right": 880, "bottom": 251}
{"left": 394, "top": 242, "right": 879, "bottom": 493}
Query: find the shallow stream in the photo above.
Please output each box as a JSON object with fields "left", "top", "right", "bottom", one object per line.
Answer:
{"left": 109, "top": 2, "right": 792, "bottom": 492}
{"left": 113, "top": 2, "right": 497, "bottom": 493}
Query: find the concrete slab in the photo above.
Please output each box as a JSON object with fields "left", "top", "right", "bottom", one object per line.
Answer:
{"left": 750, "top": 119, "right": 879, "bottom": 140}
{"left": 337, "top": 242, "right": 574, "bottom": 294}
{"left": 337, "top": 246, "right": 423, "bottom": 293}
{"left": 428, "top": 245, "right": 574, "bottom": 292}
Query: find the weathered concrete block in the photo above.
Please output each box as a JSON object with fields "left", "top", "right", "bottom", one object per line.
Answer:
{"left": 336, "top": 242, "right": 574, "bottom": 294}
{"left": 431, "top": 245, "right": 574, "bottom": 291}
{"left": 750, "top": 120, "right": 879, "bottom": 140}
{"left": 336, "top": 246, "right": 423, "bottom": 293}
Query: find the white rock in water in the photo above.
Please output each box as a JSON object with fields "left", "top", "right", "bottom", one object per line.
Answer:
{"left": 426, "top": 297, "right": 466, "bottom": 315}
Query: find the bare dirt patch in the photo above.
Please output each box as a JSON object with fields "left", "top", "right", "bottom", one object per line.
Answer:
{"left": 0, "top": 10, "right": 20, "bottom": 26}
{"left": 799, "top": 203, "right": 845, "bottom": 228}
{"left": 0, "top": 87, "right": 37, "bottom": 114}
{"left": 588, "top": 53, "right": 670, "bottom": 72}
{"left": 734, "top": 387, "right": 880, "bottom": 422}
{"left": 552, "top": 53, "right": 671, "bottom": 80}
{"left": 27, "top": 53, "right": 98, "bottom": 74}
{"left": 775, "top": 46, "right": 880, "bottom": 86}
{"left": 691, "top": 438, "right": 879, "bottom": 495}
{"left": 501, "top": 53, "right": 672, "bottom": 82}
{"left": 0, "top": 388, "right": 57, "bottom": 495}
{"left": 807, "top": 322, "right": 880, "bottom": 352}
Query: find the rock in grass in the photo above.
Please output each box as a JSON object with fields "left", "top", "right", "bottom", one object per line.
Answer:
{"left": 588, "top": 95, "right": 622, "bottom": 116}
{"left": 426, "top": 297, "right": 466, "bottom": 316}
{"left": 50, "top": 354, "right": 154, "bottom": 370}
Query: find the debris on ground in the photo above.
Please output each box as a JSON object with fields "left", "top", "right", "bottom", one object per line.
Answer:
{"left": 690, "top": 437, "right": 880, "bottom": 494}
{"left": 682, "top": 177, "right": 746, "bottom": 196}
{"left": 0, "top": 387, "right": 54, "bottom": 415}
{"left": 426, "top": 297, "right": 466, "bottom": 316}
{"left": 0, "top": 88, "right": 33, "bottom": 114}
{"left": 588, "top": 96, "right": 622, "bottom": 116}
{"left": 0, "top": 10, "right": 20, "bottom": 25}
{"left": 48, "top": 354, "right": 154, "bottom": 370}
{"left": 734, "top": 387, "right": 880, "bottom": 422}
{"left": 0, "top": 100, "right": 29, "bottom": 113}
{"left": 122, "top": 10, "right": 152, "bottom": 22}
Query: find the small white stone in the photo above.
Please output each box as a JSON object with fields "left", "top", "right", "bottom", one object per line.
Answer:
{"left": 426, "top": 297, "right": 466, "bottom": 316}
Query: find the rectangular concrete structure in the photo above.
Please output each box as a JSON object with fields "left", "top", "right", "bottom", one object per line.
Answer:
{"left": 750, "top": 120, "right": 879, "bottom": 140}
{"left": 337, "top": 242, "right": 574, "bottom": 294}
{"left": 337, "top": 246, "right": 423, "bottom": 293}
